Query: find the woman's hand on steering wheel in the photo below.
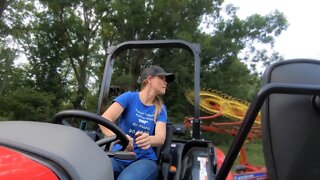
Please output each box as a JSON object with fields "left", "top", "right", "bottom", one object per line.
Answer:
{"left": 125, "top": 135, "right": 134, "bottom": 151}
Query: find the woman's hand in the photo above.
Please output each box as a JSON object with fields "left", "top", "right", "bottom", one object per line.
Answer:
{"left": 125, "top": 134, "right": 134, "bottom": 151}
{"left": 135, "top": 131, "right": 151, "bottom": 149}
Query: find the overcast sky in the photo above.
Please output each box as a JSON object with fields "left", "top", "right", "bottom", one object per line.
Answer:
{"left": 224, "top": 0, "right": 320, "bottom": 60}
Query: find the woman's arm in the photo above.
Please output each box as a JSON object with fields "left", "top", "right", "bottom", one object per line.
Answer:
{"left": 100, "top": 101, "right": 135, "bottom": 151}
{"left": 150, "top": 121, "right": 166, "bottom": 147}
{"left": 99, "top": 102, "right": 124, "bottom": 136}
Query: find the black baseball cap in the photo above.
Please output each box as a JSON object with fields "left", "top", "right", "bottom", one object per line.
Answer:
{"left": 139, "top": 65, "right": 175, "bottom": 83}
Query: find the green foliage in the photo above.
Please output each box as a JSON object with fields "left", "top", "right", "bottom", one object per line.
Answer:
{"left": 0, "top": 0, "right": 289, "bottom": 131}
{"left": 0, "top": 43, "right": 16, "bottom": 96}
{"left": 84, "top": 93, "right": 99, "bottom": 112}
{"left": 202, "top": 58, "right": 261, "bottom": 100}
{"left": 0, "top": 87, "right": 57, "bottom": 122}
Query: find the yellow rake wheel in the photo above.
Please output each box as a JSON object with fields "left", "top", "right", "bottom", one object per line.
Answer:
{"left": 186, "top": 89, "right": 261, "bottom": 124}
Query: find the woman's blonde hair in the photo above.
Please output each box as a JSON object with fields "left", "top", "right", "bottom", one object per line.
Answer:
{"left": 141, "top": 79, "right": 163, "bottom": 122}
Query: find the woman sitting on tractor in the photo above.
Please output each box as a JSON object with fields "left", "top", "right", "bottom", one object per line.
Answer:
{"left": 100, "top": 65, "right": 175, "bottom": 180}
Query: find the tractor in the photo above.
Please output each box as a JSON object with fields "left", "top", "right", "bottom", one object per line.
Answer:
{"left": 1, "top": 39, "right": 320, "bottom": 180}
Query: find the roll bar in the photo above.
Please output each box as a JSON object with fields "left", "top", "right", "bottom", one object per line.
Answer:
{"left": 96, "top": 40, "right": 202, "bottom": 139}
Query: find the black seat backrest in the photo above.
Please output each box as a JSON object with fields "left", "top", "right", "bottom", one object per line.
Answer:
{"left": 262, "top": 59, "right": 320, "bottom": 180}
{"left": 163, "top": 122, "right": 174, "bottom": 163}
{"left": 155, "top": 122, "right": 173, "bottom": 162}
{"left": 155, "top": 122, "right": 173, "bottom": 180}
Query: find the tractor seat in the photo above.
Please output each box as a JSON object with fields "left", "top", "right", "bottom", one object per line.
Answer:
{"left": 155, "top": 122, "right": 174, "bottom": 180}
{"left": 262, "top": 59, "right": 320, "bottom": 180}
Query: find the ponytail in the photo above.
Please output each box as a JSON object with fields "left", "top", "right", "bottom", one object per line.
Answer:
{"left": 153, "top": 95, "right": 163, "bottom": 122}
{"left": 141, "top": 79, "right": 163, "bottom": 122}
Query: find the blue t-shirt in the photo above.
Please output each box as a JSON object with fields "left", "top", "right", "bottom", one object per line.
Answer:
{"left": 112, "top": 91, "right": 168, "bottom": 164}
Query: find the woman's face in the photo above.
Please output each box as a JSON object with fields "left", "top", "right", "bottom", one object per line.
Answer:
{"left": 149, "top": 75, "right": 167, "bottom": 95}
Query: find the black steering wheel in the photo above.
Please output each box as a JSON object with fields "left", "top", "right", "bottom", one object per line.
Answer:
{"left": 52, "top": 110, "right": 128, "bottom": 151}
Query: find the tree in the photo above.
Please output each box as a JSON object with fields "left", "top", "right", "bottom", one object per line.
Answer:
{"left": 0, "top": 0, "right": 13, "bottom": 19}
{"left": 201, "top": 5, "right": 287, "bottom": 74}
{"left": 1, "top": 0, "right": 289, "bottom": 124}
{"left": 5, "top": 0, "right": 107, "bottom": 109}
{"left": 0, "top": 87, "right": 56, "bottom": 122}
{"left": 0, "top": 0, "right": 16, "bottom": 96}
{"left": 0, "top": 45, "right": 16, "bottom": 96}
{"left": 197, "top": 5, "right": 288, "bottom": 101}
{"left": 202, "top": 57, "right": 260, "bottom": 100}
